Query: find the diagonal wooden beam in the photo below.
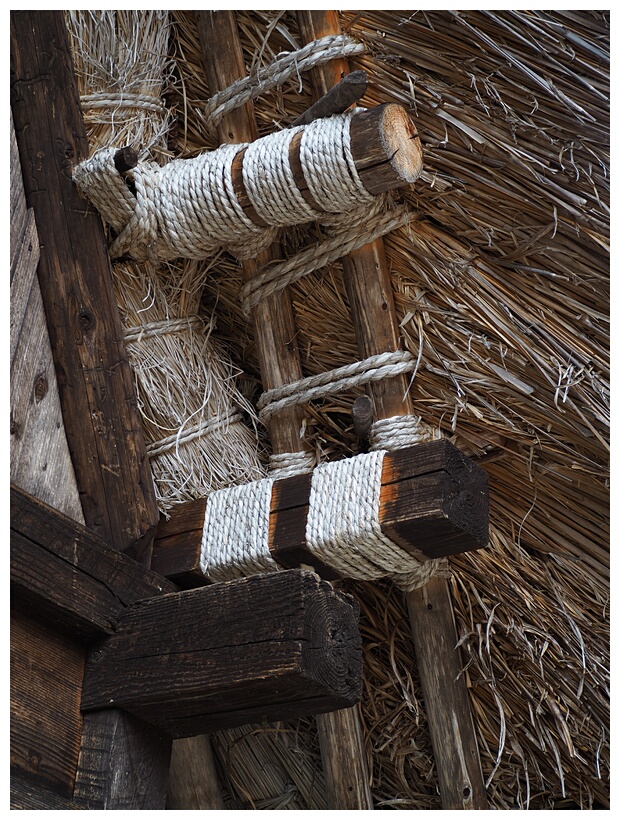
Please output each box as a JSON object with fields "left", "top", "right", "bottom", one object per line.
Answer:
{"left": 295, "top": 10, "right": 489, "bottom": 809}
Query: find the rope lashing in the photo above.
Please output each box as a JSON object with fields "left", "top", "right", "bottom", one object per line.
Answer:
{"left": 200, "top": 477, "right": 279, "bottom": 582}
{"left": 306, "top": 451, "right": 443, "bottom": 590}
{"left": 269, "top": 450, "right": 316, "bottom": 481}
{"left": 370, "top": 413, "right": 442, "bottom": 451}
{"left": 147, "top": 409, "right": 243, "bottom": 459}
{"left": 203, "top": 34, "right": 365, "bottom": 127}
{"left": 240, "top": 203, "right": 415, "bottom": 313}
{"left": 257, "top": 350, "right": 418, "bottom": 424}
{"left": 123, "top": 314, "right": 208, "bottom": 344}
{"left": 198, "top": 449, "right": 443, "bottom": 590}
{"left": 73, "top": 111, "right": 380, "bottom": 263}
{"left": 80, "top": 91, "right": 168, "bottom": 115}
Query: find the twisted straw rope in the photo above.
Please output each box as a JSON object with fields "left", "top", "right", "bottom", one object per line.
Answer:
{"left": 123, "top": 314, "right": 208, "bottom": 344}
{"left": 147, "top": 409, "right": 243, "bottom": 458}
{"left": 240, "top": 204, "right": 414, "bottom": 313}
{"left": 81, "top": 91, "right": 167, "bottom": 114}
{"left": 203, "top": 34, "right": 365, "bottom": 126}
{"left": 257, "top": 350, "right": 418, "bottom": 423}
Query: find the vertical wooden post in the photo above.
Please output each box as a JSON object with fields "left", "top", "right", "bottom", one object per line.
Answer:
{"left": 10, "top": 11, "right": 172, "bottom": 808}
{"left": 296, "top": 10, "right": 488, "bottom": 810}
{"left": 196, "top": 10, "right": 372, "bottom": 810}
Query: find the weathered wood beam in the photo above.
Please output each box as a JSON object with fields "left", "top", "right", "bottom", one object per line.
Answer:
{"left": 72, "top": 710, "right": 171, "bottom": 810}
{"left": 11, "top": 12, "right": 171, "bottom": 809}
{"left": 81, "top": 569, "right": 363, "bottom": 737}
{"left": 10, "top": 772, "right": 83, "bottom": 810}
{"left": 10, "top": 484, "right": 176, "bottom": 642}
{"left": 10, "top": 10, "right": 159, "bottom": 562}
{"left": 296, "top": 10, "right": 489, "bottom": 810}
{"left": 152, "top": 441, "right": 488, "bottom": 585}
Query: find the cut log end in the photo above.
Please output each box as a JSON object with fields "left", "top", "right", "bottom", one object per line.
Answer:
{"left": 380, "top": 104, "right": 424, "bottom": 184}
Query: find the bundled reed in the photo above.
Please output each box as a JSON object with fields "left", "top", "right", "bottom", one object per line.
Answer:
{"left": 66, "top": 11, "right": 265, "bottom": 515}
{"left": 168, "top": 10, "right": 608, "bottom": 809}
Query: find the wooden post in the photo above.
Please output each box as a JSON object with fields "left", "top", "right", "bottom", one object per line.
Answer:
{"left": 296, "top": 10, "right": 489, "bottom": 810}
{"left": 196, "top": 11, "right": 374, "bottom": 810}
{"left": 10, "top": 11, "right": 171, "bottom": 808}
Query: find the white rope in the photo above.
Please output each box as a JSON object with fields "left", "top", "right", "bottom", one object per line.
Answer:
{"left": 269, "top": 450, "right": 316, "bottom": 480}
{"left": 200, "top": 478, "right": 280, "bottom": 582}
{"left": 240, "top": 204, "right": 413, "bottom": 313}
{"left": 123, "top": 314, "right": 208, "bottom": 344}
{"left": 73, "top": 110, "right": 380, "bottom": 263}
{"left": 300, "top": 111, "right": 374, "bottom": 212}
{"left": 147, "top": 410, "right": 243, "bottom": 458}
{"left": 81, "top": 92, "right": 167, "bottom": 115}
{"left": 257, "top": 350, "right": 417, "bottom": 423}
{"left": 305, "top": 451, "right": 443, "bottom": 589}
{"left": 204, "top": 34, "right": 365, "bottom": 126}
{"left": 243, "top": 126, "right": 321, "bottom": 226}
{"left": 370, "top": 414, "right": 442, "bottom": 451}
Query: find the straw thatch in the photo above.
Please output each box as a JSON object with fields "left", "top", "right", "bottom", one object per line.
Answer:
{"left": 168, "top": 10, "right": 609, "bottom": 810}
{"left": 70, "top": 9, "right": 609, "bottom": 810}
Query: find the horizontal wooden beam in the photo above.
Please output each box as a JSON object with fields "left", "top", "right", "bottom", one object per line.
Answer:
{"left": 10, "top": 771, "right": 82, "bottom": 810}
{"left": 81, "top": 569, "right": 362, "bottom": 737}
{"left": 152, "top": 440, "right": 488, "bottom": 586}
{"left": 10, "top": 484, "right": 176, "bottom": 642}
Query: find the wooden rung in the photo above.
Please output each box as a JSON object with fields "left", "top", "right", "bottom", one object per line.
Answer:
{"left": 151, "top": 440, "right": 488, "bottom": 586}
{"left": 81, "top": 569, "right": 363, "bottom": 737}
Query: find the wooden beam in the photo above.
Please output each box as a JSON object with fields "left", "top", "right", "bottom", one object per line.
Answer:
{"left": 81, "top": 569, "right": 363, "bottom": 737}
{"left": 152, "top": 441, "right": 488, "bottom": 584}
{"left": 10, "top": 484, "right": 176, "bottom": 642}
{"left": 11, "top": 609, "right": 85, "bottom": 800}
{"left": 10, "top": 772, "right": 83, "bottom": 810}
{"left": 10, "top": 10, "right": 159, "bottom": 562}
{"left": 296, "top": 10, "right": 489, "bottom": 810}
{"left": 291, "top": 69, "right": 368, "bottom": 126}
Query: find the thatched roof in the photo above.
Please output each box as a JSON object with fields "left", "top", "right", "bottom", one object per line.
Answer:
{"left": 69, "top": 10, "right": 609, "bottom": 810}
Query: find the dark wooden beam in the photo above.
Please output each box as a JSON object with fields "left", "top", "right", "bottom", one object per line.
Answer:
{"left": 10, "top": 771, "right": 83, "bottom": 810}
{"left": 10, "top": 10, "right": 159, "bottom": 562}
{"left": 152, "top": 441, "right": 488, "bottom": 585}
{"left": 81, "top": 569, "right": 363, "bottom": 737}
{"left": 10, "top": 484, "right": 176, "bottom": 642}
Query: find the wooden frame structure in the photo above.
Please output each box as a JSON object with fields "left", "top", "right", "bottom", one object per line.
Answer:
{"left": 11, "top": 10, "right": 491, "bottom": 810}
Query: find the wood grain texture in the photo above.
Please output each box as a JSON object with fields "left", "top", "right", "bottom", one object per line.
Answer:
{"left": 406, "top": 577, "right": 489, "bottom": 809}
{"left": 11, "top": 484, "right": 176, "bottom": 642}
{"left": 316, "top": 706, "right": 373, "bottom": 809}
{"left": 197, "top": 11, "right": 310, "bottom": 458}
{"left": 167, "top": 736, "right": 225, "bottom": 809}
{"left": 296, "top": 11, "right": 488, "bottom": 810}
{"left": 10, "top": 609, "right": 85, "bottom": 798}
{"left": 73, "top": 710, "right": 171, "bottom": 810}
{"left": 10, "top": 10, "right": 159, "bottom": 560}
{"left": 81, "top": 569, "right": 363, "bottom": 737}
{"left": 151, "top": 442, "right": 488, "bottom": 583}
{"left": 10, "top": 113, "right": 84, "bottom": 524}
{"left": 10, "top": 771, "right": 83, "bottom": 810}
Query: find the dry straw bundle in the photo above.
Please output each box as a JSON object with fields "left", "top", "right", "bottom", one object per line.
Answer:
{"left": 66, "top": 11, "right": 265, "bottom": 515}
{"left": 168, "top": 10, "right": 608, "bottom": 810}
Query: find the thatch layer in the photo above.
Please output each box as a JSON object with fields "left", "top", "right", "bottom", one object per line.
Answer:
{"left": 167, "top": 10, "right": 608, "bottom": 809}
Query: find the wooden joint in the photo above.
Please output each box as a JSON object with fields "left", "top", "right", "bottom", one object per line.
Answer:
{"left": 151, "top": 441, "right": 488, "bottom": 586}
{"left": 81, "top": 569, "right": 363, "bottom": 737}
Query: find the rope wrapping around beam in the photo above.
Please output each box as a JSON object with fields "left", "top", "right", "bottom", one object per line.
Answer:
{"left": 203, "top": 34, "right": 366, "bottom": 127}
{"left": 72, "top": 110, "right": 382, "bottom": 263}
